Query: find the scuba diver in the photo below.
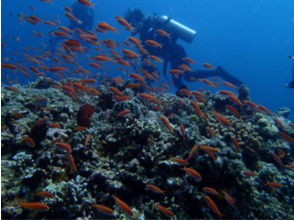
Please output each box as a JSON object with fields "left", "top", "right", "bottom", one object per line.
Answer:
{"left": 124, "top": 8, "right": 244, "bottom": 90}
{"left": 286, "top": 54, "right": 294, "bottom": 88}
{"left": 49, "top": 0, "right": 94, "bottom": 53}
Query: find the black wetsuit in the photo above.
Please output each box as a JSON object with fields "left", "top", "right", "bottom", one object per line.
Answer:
{"left": 49, "top": 1, "right": 94, "bottom": 53}
{"left": 137, "top": 16, "right": 243, "bottom": 89}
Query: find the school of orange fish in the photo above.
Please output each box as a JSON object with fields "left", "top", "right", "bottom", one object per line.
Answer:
{"left": 2, "top": 0, "right": 294, "bottom": 219}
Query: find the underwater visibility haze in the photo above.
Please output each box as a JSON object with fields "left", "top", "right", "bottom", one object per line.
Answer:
{"left": 1, "top": 0, "right": 294, "bottom": 219}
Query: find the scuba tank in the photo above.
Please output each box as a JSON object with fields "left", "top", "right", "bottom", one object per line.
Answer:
{"left": 157, "top": 15, "right": 196, "bottom": 44}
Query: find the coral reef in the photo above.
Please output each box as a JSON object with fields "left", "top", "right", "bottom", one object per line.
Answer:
{"left": 1, "top": 79, "right": 294, "bottom": 220}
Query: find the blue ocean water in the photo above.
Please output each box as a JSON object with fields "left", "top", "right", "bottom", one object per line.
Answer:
{"left": 1, "top": 0, "right": 294, "bottom": 121}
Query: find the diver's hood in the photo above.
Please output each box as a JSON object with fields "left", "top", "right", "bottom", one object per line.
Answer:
{"left": 157, "top": 15, "right": 196, "bottom": 44}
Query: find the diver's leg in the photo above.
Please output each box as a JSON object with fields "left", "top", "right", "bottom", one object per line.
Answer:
{"left": 184, "top": 66, "right": 244, "bottom": 86}
{"left": 285, "top": 64, "right": 294, "bottom": 88}
{"left": 172, "top": 74, "right": 186, "bottom": 89}
{"left": 49, "top": 36, "right": 64, "bottom": 54}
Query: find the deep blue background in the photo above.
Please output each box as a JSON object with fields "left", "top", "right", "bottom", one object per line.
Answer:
{"left": 1, "top": 0, "right": 294, "bottom": 121}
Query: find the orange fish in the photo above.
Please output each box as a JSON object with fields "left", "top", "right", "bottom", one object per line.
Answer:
{"left": 202, "top": 79, "right": 216, "bottom": 88}
{"left": 213, "top": 110, "right": 231, "bottom": 127}
{"left": 277, "top": 131, "right": 294, "bottom": 145}
{"left": 129, "top": 73, "right": 145, "bottom": 81}
{"left": 273, "top": 118, "right": 285, "bottom": 128}
{"left": 257, "top": 105, "right": 272, "bottom": 115}
{"left": 112, "top": 194, "right": 134, "bottom": 217}
{"left": 202, "top": 63, "right": 214, "bottom": 69}
{"left": 222, "top": 81, "right": 237, "bottom": 89}
{"left": 36, "top": 191, "right": 53, "bottom": 198}
{"left": 264, "top": 179, "right": 282, "bottom": 189}
{"left": 186, "top": 145, "right": 198, "bottom": 161}
{"left": 155, "top": 29, "right": 171, "bottom": 38}
{"left": 147, "top": 184, "right": 165, "bottom": 194}
{"left": 179, "top": 166, "right": 202, "bottom": 180}
{"left": 276, "top": 149, "right": 285, "bottom": 158}
{"left": 155, "top": 205, "right": 174, "bottom": 217}
{"left": 243, "top": 100, "right": 263, "bottom": 113}
{"left": 22, "top": 137, "right": 36, "bottom": 148}
{"left": 116, "top": 109, "right": 130, "bottom": 118}
{"left": 47, "top": 123, "right": 61, "bottom": 129}
{"left": 17, "top": 198, "right": 50, "bottom": 211}
{"left": 228, "top": 95, "right": 243, "bottom": 106}
{"left": 203, "top": 195, "right": 225, "bottom": 219}
{"left": 145, "top": 40, "right": 164, "bottom": 49}
{"left": 206, "top": 127, "right": 216, "bottom": 137}
{"left": 231, "top": 136, "right": 239, "bottom": 153}
{"left": 91, "top": 203, "right": 114, "bottom": 216}
{"left": 55, "top": 142, "right": 72, "bottom": 153}
{"left": 199, "top": 145, "right": 220, "bottom": 153}
{"left": 5, "top": 85, "right": 20, "bottom": 92}
{"left": 203, "top": 187, "right": 219, "bottom": 196}
{"left": 33, "top": 117, "right": 49, "bottom": 127}
{"left": 180, "top": 124, "right": 185, "bottom": 141}
{"left": 272, "top": 153, "right": 284, "bottom": 167}
{"left": 183, "top": 57, "right": 196, "bottom": 64}
{"left": 221, "top": 190, "right": 235, "bottom": 207}
{"left": 85, "top": 134, "right": 91, "bottom": 147}
{"left": 242, "top": 171, "right": 257, "bottom": 177}
{"left": 170, "top": 156, "right": 188, "bottom": 165}
{"left": 68, "top": 154, "right": 77, "bottom": 171}
{"left": 161, "top": 116, "right": 173, "bottom": 133}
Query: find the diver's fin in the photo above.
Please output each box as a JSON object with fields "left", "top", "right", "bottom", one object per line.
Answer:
{"left": 163, "top": 59, "right": 169, "bottom": 80}
{"left": 215, "top": 66, "right": 243, "bottom": 86}
{"left": 285, "top": 80, "right": 294, "bottom": 88}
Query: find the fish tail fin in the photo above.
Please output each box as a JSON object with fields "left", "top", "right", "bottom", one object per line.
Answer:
{"left": 179, "top": 166, "right": 186, "bottom": 171}
{"left": 92, "top": 3, "right": 97, "bottom": 10}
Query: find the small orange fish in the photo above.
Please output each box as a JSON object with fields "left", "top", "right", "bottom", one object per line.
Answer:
{"left": 68, "top": 154, "right": 77, "bottom": 171}
{"left": 74, "top": 126, "right": 88, "bottom": 131}
{"left": 203, "top": 187, "right": 219, "bottom": 196}
{"left": 156, "top": 29, "right": 171, "bottom": 38}
{"left": 170, "top": 156, "right": 188, "bottom": 165}
{"left": 264, "top": 179, "right": 282, "bottom": 189}
{"left": 276, "top": 149, "right": 285, "bottom": 158}
{"left": 91, "top": 203, "right": 114, "bottom": 216}
{"left": 213, "top": 110, "right": 231, "bottom": 127}
{"left": 55, "top": 142, "right": 72, "bottom": 153}
{"left": 206, "top": 127, "right": 216, "bottom": 137}
{"left": 202, "top": 79, "right": 216, "bottom": 88}
{"left": 186, "top": 145, "right": 198, "bottom": 161}
{"left": 277, "top": 131, "right": 294, "bottom": 145}
{"left": 155, "top": 205, "right": 174, "bottom": 217}
{"left": 33, "top": 117, "right": 49, "bottom": 127}
{"left": 204, "top": 195, "right": 225, "bottom": 219}
{"left": 22, "top": 137, "right": 35, "bottom": 148}
{"left": 228, "top": 95, "right": 243, "bottom": 106}
{"left": 145, "top": 40, "right": 164, "bottom": 49}
{"left": 161, "top": 116, "right": 173, "bottom": 134}
{"left": 17, "top": 198, "right": 50, "bottom": 211}
{"left": 273, "top": 118, "right": 285, "bottom": 128}
{"left": 36, "top": 191, "right": 53, "bottom": 198}
{"left": 222, "top": 81, "right": 237, "bottom": 89}
{"left": 147, "top": 184, "right": 165, "bottom": 194}
{"left": 242, "top": 171, "right": 257, "bottom": 177}
{"left": 202, "top": 63, "right": 214, "bottom": 69}
{"left": 231, "top": 136, "right": 239, "bottom": 153}
{"left": 183, "top": 57, "right": 196, "bottom": 64}
{"left": 112, "top": 194, "right": 134, "bottom": 217}
{"left": 272, "top": 153, "right": 284, "bottom": 167}
{"left": 180, "top": 124, "right": 185, "bottom": 141}
{"left": 257, "top": 105, "right": 272, "bottom": 115}
{"left": 47, "top": 123, "right": 61, "bottom": 129}
{"left": 116, "top": 109, "right": 130, "bottom": 118}
{"left": 179, "top": 166, "right": 202, "bottom": 180}
{"left": 85, "top": 134, "right": 91, "bottom": 147}
{"left": 221, "top": 190, "right": 235, "bottom": 207}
